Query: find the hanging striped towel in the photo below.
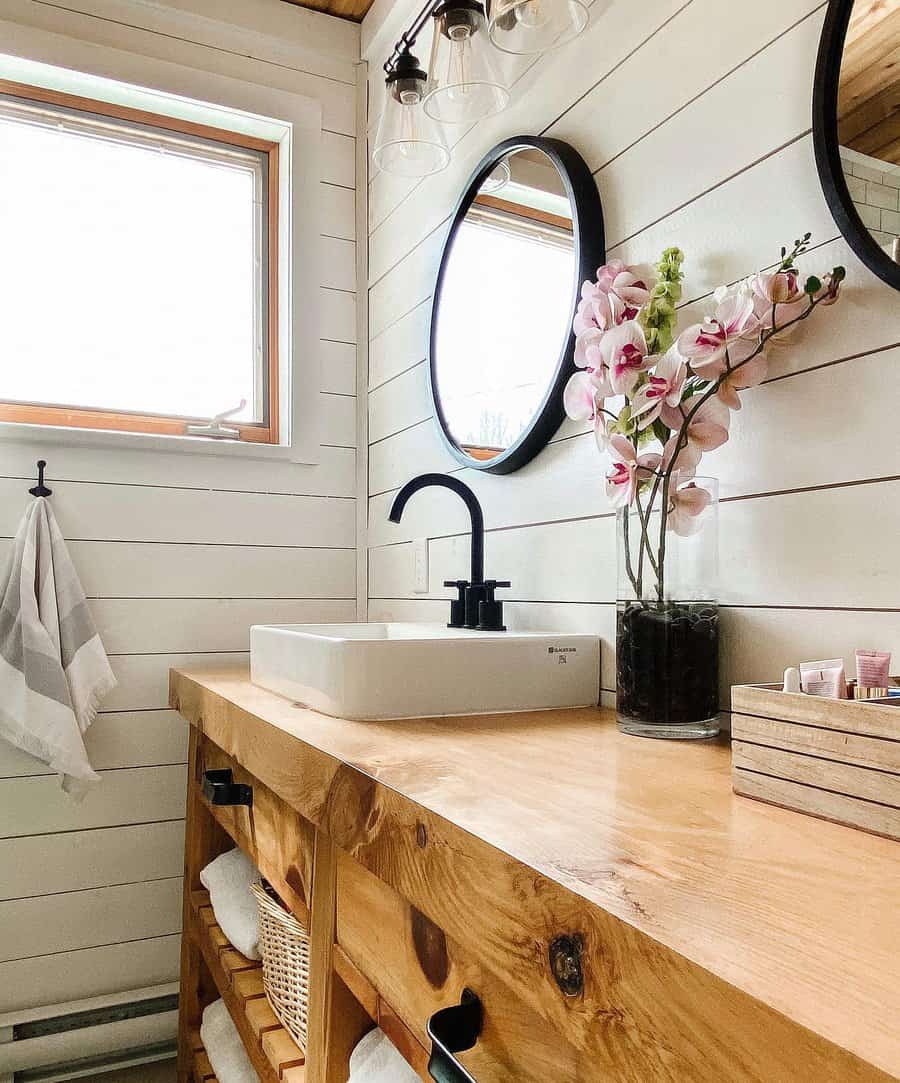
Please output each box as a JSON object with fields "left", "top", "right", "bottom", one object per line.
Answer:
{"left": 0, "top": 497, "right": 116, "bottom": 798}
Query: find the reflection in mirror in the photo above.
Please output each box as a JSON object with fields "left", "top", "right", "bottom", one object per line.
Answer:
{"left": 433, "top": 148, "right": 576, "bottom": 465}
{"left": 836, "top": 0, "right": 899, "bottom": 261}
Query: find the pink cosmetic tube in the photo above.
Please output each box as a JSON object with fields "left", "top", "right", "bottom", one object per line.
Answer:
{"left": 799, "top": 658, "right": 847, "bottom": 699}
{"left": 856, "top": 649, "right": 891, "bottom": 688}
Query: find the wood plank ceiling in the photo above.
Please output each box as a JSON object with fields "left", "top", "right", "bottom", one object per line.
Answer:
{"left": 280, "top": 0, "right": 376, "bottom": 23}
{"left": 837, "top": 0, "right": 900, "bottom": 164}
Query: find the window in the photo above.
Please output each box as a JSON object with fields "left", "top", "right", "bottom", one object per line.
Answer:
{"left": 0, "top": 79, "right": 280, "bottom": 443}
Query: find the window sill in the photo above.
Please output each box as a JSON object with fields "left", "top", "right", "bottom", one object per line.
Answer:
{"left": 0, "top": 419, "right": 318, "bottom": 464}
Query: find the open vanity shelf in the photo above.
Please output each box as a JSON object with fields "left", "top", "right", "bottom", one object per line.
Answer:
{"left": 172, "top": 663, "right": 899, "bottom": 1083}
{"left": 177, "top": 710, "right": 429, "bottom": 1083}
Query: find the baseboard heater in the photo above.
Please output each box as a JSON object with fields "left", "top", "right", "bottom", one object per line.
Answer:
{"left": 0, "top": 984, "right": 177, "bottom": 1082}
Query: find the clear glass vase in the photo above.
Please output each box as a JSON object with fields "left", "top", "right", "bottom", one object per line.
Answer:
{"left": 615, "top": 476, "right": 720, "bottom": 739}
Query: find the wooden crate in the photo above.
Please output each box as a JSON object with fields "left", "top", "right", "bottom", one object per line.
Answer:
{"left": 731, "top": 683, "right": 900, "bottom": 840}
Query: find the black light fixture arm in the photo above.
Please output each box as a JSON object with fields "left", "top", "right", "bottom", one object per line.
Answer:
{"left": 383, "top": 0, "right": 447, "bottom": 75}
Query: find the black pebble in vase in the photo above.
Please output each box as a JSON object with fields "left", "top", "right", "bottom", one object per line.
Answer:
{"left": 616, "top": 601, "right": 719, "bottom": 738}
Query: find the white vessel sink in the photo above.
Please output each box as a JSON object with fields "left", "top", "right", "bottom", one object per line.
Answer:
{"left": 250, "top": 622, "right": 600, "bottom": 721}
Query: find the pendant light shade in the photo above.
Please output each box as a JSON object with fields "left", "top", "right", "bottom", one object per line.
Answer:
{"left": 486, "top": 0, "right": 588, "bottom": 54}
{"left": 478, "top": 158, "right": 511, "bottom": 194}
{"left": 424, "top": 0, "right": 509, "bottom": 124}
{"left": 373, "top": 50, "right": 451, "bottom": 178}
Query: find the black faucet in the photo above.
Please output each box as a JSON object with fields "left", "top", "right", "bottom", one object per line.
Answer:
{"left": 388, "top": 473, "right": 510, "bottom": 631}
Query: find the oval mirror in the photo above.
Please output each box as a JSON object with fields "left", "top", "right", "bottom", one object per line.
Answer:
{"left": 813, "top": 0, "right": 900, "bottom": 290}
{"left": 429, "top": 136, "right": 605, "bottom": 474}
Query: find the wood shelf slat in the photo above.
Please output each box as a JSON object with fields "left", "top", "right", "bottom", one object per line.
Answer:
{"left": 189, "top": 889, "right": 306, "bottom": 1083}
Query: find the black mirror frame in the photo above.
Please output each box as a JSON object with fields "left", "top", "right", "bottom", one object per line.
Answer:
{"left": 427, "top": 135, "right": 606, "bottom": 475}
{"left": 812, "top": 0, "right": 900, "bottom": 292}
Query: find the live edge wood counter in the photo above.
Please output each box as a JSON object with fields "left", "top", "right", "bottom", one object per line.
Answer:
{"left": 170, "top": 664, "right": 900, "bottom": 1083}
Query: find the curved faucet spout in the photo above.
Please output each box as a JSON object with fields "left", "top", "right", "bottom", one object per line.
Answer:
{"left": 388, "top": 473, "right": 484, "bottom": 586}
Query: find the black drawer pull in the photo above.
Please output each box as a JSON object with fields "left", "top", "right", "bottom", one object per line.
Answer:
{"left": 201, "top": 768, "right": 253, "bottom": 807}
{"left": 426, "top": 988, "right": 482, "bottom": 1083}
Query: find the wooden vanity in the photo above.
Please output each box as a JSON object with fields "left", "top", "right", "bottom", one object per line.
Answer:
{"left": 170, "top": 664, "right": 900, "bottom": 1083}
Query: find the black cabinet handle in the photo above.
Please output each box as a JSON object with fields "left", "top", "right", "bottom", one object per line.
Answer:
{"left": 201, "top": 768, "right": 253, "bottom": 807}
{"left": 426, "top": 989, "right": 482, "bottom": 1083}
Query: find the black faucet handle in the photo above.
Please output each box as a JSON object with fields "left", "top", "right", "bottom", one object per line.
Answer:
{"left": 483, "top": 580, "right": 511, "bottom": 592}
{"left": 477, "top": 580, "right": 510, "bottom": 632}
{"left": 443, "top": 580, "right": 469, "bottom": 629}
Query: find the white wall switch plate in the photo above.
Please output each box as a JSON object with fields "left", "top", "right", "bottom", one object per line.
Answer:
{"left": 413, "top": 538, "right": 429, "bottom": 593}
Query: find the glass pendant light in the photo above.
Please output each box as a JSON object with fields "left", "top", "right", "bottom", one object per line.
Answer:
{"left": 478, "top": 158, "right": 511, "bottom": 194}
{"left": 423, "top": 0, "right": 509, "bottom": 124}
{"left": 373, "top": 50, "right": 451, "bottom": 178}
{"left": 486, "top": 0, "right": 588, "bottom": 55}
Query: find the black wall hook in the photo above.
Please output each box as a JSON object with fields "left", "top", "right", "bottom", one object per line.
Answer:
{"left": 29, "top": 460, "right": 52, "bottom": 498}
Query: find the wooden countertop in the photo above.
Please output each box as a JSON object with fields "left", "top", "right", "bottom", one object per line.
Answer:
{"left": 171, "top": 664, "right": 900, "bottom": 1080}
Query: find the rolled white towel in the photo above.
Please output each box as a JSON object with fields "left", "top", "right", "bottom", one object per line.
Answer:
{"left": 348, "top": 1027, "right": 421, "bottom": 1083}
{"left": 200, "top": 999, "right": 259, "bottom": 1083}
{"left": 200, "top": 848, "right": 261, "bottom": 960}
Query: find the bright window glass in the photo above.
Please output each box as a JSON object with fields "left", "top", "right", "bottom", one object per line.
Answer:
{"left": 0, "top": 92, "right": 269, "bottom": 426}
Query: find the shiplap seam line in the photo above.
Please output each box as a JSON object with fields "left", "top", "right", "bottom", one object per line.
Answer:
{"left": 3, "top": 874, "right": 183, "bottom": 905}
{"left": 8, "top": 930, "right": 183, "bottom": 966}
{"left": 0, "top": 476, "right": 356, "bottom": 500}
{"left": 84, "top": 595, "right": 357, "bottom": 601}
{"left": 1, "top": 817, "right": 185, "bottom": 841}
{"left": 607, "top": 128, "right": 813, "bottom": 254}
{"left": 590, "top": 2, "right": 826, "bottom": 174}
{"left": 368, "top": 415, "right": 435, "bottom": 448}
{"left": 367, "top": 476, "right": 900, "bottom": 545}
{"left": 28, "top": 0, "right": 358, "bottom": 86}
{"left": 368, "top": 356, "right": 427, "bottom": 393}
{"left": 536, "top": 0, "right": 695, "bottom": 140}
{"left": 368, "top": 296, "right": 434, "bottom": 349}
{"left": 2, "top": 761, "right": 188, "bottom": 778}
{"left": 762, "top": 340, "right": 900, "bottom": 385}
{"left": 0, "top": 536, "right": 356, "bottom": 551}
{"left": 104, "top": 649, "right": 247, "bottom": 657}
{"left": 1, "top": 760, "right": 188, "bottom": 781}
{"left": 369, "top": 597, "right": 900, "bottom": 613}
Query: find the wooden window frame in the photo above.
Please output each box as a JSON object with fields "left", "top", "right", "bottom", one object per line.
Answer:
{"left": 0, "top": 79, "right": 280, "bottom": 445}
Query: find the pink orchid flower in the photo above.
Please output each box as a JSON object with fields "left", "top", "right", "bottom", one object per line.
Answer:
{"left": 630, "top": 347, "right": 686, "bottom": 429}
{"left": 563, "top": 370, "right": 613, "bottom": 452}
{"left": 676, "top": 293, "right": 759, "bottom": 378}
{"left": 667, "top": 473, "right": 713, "bottom": 537}
{"left": 579, "top": 260, "right": 651, "bottom": 335}
{"left": 717, "top": 352, "right": 768, "bottom": 410}
{"left": 751, "top": 269, "right": 807, "bottom": 332}
{"left": 595, "top": 320, "right": 651, "bottom": 396}
{"left": 605, "top": 435, "right": 661, "bottom": 509}
{"left": 660, "top": 393, "right": 730, "bottom": 470}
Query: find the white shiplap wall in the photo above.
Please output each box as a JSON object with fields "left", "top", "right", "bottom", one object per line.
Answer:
{"left": 0, "top": 0, "right": 361, "bottom": 1014}
{"left": 362, "top": 0, "right": 900, "bottom": 709}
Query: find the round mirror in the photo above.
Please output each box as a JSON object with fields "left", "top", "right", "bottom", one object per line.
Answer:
{"left": 814, "top": 0, "right": 900, "bottom": 290}
{"left": 429, "top": 136, "right": 605, "bottom": 473}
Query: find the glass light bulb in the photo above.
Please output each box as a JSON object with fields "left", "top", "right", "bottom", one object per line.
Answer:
{"left": 515, "top": 0, "right": 549, "bottom": 29}
{"left": 446, "top": 25, "right": 473, "bottom": 105}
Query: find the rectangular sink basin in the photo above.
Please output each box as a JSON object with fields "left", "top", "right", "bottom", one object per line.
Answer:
{"left": 250, "top": 622, "right": 600, "bottom": 721}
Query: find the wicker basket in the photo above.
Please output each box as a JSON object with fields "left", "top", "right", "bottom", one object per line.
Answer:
{"left": 250, "top": 880, "right": 311, "bottom": 1051}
